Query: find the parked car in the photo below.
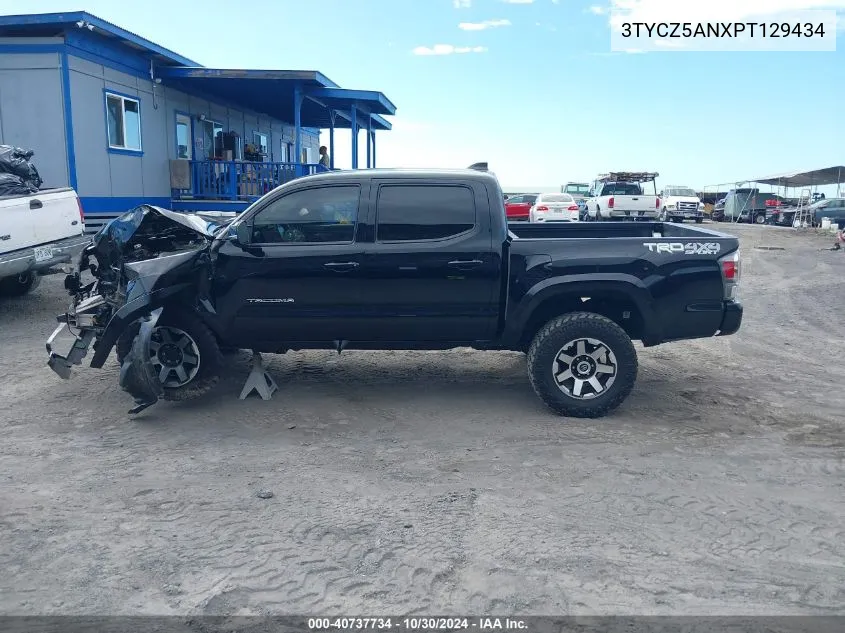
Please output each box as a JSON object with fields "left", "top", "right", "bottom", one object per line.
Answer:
{"left": 504, "top": 193, "right": 538, "bottom": 222}
{"left": 584, "top": 172, "right": 661, "bottom": 221}
{"left": 809, "top": 197, "right": 845, "bottom": 228}
{"left": 722, "top": 188, "right": 780, "bottom": 224}
{"left": 47, "top": 168, "right": 743, "bottom": 419}
{"left": 0, "top": 188, "right": 89, "bottom": 296}
{"left": 529, "top": 193, "right": 580, "bottom": 222}
{"left": 711, "top": 198, "right": 726, "bottom": 222}
{"left": 659, "top": 185, "right": 704, "bottom": 223}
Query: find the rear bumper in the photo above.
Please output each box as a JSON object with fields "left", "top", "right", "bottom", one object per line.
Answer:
{"left": 607, "top": 210, "right": 659, "bottom": 219}
{"left": 716, "top": 301, "right": 743, "bottom": 336}
{"left": 0, "top": 234, "right": 90, "bottom": 280}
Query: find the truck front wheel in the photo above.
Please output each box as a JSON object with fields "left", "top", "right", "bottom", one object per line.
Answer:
{"left": 527, "top": 312, "right": 638, "bottom": 418}
{"left": 116, "top": 309, "right": 224, "bottom": 402}
{"left": 0, "top": 272, "right": 40, "bottom": 297}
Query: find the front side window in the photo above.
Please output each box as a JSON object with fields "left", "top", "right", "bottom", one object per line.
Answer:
{"left": 507, "top": 196, "right": 522, "bottom": 204}
{"left": 106, "top": 92, "right": 141, "bottom": 151}
{"left": 251, "top": 185, "right": 360, "bottom": 244}
{"left": 376, "top": 184, "right": 475, "bottom": 242}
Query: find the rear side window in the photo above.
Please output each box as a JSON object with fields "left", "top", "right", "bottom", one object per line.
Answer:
{"left": 601, "top": 183, "right": 642, "bottom": 195}
{"left": 376, "top": 184, "right": 475, "bottom": 242}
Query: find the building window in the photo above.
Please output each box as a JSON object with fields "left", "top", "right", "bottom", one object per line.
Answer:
{"left": 376, "top": 185, "right": 476, "bottom": 242}
{"left": 106, "top": 92, "right": 142, "bottom": 151}
{"left": 175, "top": 113, "right": 191, "bottom": 159}
{"left": 198, "top": 119, "right": 223, "bottom": 160}
{"left": 279, "top": 141, "right": 291, "bottom": 163}
{"left": 253, "top": 132, "right": 268, "bottom": 157}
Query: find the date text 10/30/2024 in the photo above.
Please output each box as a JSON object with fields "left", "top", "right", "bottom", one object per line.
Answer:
{"left": 308, "top": 617, "right": 528, "bottom": 631}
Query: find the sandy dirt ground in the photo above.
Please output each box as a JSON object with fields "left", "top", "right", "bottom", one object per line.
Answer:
{"left": 1, "top": 223, "right": 844, "bottom": 616}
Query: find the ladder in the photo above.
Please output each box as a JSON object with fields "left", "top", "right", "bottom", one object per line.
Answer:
{"left": 793, "top": 188, "right": 813, "bottom": 229}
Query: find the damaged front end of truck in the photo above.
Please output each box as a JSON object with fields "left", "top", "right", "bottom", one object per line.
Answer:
{"left": 46, "top": 205, "right": 232, "bottom": 413}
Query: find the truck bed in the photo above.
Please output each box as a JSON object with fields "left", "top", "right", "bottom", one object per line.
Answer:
{"left": 508, "top": 221, "right": 729, "bottom": 240}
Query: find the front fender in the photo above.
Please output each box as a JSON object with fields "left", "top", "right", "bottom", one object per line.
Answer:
{"left": 501, "top": 274, "right": 658, "bottom": 347}
{"left": 89, "top": 282, "right": 193, "bottom": 368}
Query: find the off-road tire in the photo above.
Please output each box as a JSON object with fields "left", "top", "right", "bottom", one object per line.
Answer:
{"left": 527, "top": 312, "right": 638, "bottom": 418}
{"left": 0, "top": 272, "right": 40, "bottom": 297}
{"left": 116, "top": 309, "right": 224, "bottom": 402}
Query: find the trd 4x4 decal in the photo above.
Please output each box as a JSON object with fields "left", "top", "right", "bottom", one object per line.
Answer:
{"left": 643, "top": 242, "right": 721, "bottom": 255}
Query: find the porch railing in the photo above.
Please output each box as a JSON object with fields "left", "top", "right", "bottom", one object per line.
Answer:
{"left": 175, "top": 161, "right": 330, "bottom": 201}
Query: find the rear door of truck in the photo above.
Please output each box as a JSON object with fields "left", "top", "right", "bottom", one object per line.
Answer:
{"left": 360, "top": 177, "right": 500, "bottom": 342}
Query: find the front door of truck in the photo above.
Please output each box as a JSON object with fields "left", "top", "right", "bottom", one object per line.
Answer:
{"left": 359, "top": 180, "right": 500, "bottom": 343}
{"left": 212, "top": 183, "right": 367, "bottom": 347}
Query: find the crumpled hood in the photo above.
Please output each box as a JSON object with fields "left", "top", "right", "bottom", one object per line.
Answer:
{"left": 85, "top": 205, "right": 234, "bottom": 273}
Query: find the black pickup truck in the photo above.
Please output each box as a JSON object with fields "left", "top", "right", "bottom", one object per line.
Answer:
{"left": 46, "top": 167, "right": 743, "bottom": 418}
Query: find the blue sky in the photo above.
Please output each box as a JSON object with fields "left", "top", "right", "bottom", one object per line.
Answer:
{"left": 5, "top": 0, "right": 845, "bottom": 192}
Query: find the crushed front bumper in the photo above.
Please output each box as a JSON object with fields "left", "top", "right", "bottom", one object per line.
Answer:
{"left": 46, "top": 321, "right": 96, "bottom": 379}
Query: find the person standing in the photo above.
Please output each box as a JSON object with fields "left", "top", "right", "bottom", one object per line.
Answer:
{"left": 318, "top": 146, "right": 331, "bottom": 169}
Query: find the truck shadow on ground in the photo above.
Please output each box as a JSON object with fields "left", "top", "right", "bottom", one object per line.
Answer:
{"left": 123, "top": 348, "right": 764, "bottom": 438}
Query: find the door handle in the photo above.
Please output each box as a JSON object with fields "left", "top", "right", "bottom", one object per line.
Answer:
{"left": 324, "top": 261, "right": 359, "bottom": 271}
{"left": 448, "top": 259, "right": 483, "bottom": 269}
{"left": 30, "top": 199, "right": 42, "bottom": 209}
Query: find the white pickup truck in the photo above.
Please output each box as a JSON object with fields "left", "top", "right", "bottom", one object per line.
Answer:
{"left": 0, "top": 188, "right": 89, "bottom": 296}
{"left": 659, "top": 185, "right": 705, "bottom": 223}
{"left": 584, "top": 172, "right": 661, "bottom": 221}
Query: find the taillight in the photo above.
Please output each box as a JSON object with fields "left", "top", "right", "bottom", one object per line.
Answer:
{"left": 607, "top": 197, "right": 614, "bottom": 209}
{"left": 718, "top": 250, "right": 741, "bottom": 300}
{"left": 655, "top": 197, "right": 660, "bottom": 209}
{"left": 76, "top": 197, "right": 85, "bottom": 227}
{"left": 536, "top": 205, "right": 549, "bottom": 211}
{"left": 567, "top": 205, "right": 579, "bottom": 210}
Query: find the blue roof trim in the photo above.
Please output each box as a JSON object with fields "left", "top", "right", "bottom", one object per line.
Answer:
{"left": 306, "top": 88, "right": 397, "bottom": 115}
{"left": 157, "top": 67, "right": 335, "bottom": 87}
{"left": 0, "top": 11, "right": 199, "bottom": 66}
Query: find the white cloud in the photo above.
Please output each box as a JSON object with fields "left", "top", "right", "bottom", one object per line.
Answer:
{"left": 588, "top": 5, "right": 608, "bottom": 14}
{"left": 453, "top": 0, "right": 472, "bottom": 7}
{"left": 459, "top": 18, "right": 512, "bottom": 30}
{"left": 412, "top": 44, "right": 489, "bottom": 55}
{"left": 501, "top": 0, "right": 535, "bottom": 4}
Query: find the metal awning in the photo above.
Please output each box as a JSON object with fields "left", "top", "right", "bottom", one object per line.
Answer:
{"left": 157, "top": 67, "right": 394, "bottom": 131}
{"left": 750, "top": 166, "right": 845, "bottom": 188}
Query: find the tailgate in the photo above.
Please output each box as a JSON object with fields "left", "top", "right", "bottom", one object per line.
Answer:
{"left": 615, "top": 194, "right": 657, "bottom": 211}
{"left": 28, "top": 189, "right": 84, "bottom": 245}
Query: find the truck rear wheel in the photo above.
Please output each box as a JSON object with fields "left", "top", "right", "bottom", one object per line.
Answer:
{"left": 527, "top": 312, "right": 638, "bottom": 418}
{"left": 0, "top": 272, "right": 40, "bottom": 297}
{"left": 116, "top": 309, "right": 224, "bottom": 402}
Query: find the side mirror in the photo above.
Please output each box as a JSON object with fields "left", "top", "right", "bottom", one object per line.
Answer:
{"left": 235, "top": 222, "right": 251, "bottom": 245}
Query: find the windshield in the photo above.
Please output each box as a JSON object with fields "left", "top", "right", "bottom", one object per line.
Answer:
{"left": 540, "top": 194, "right": 573, "bottom": 203}
{"left": 564, "top": 184, "right": 590, "bottom": 195}
{"left": 665, "top": 187, "right": 696, "bottom": 197}
{"left": 601, "top": 183, "right": 642, "bottom": 196}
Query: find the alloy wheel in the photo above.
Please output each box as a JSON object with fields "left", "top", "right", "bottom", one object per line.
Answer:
{"left": 552, "top": 337, "right": 617, "bottom": 399}
{"left": 149, "top": 326, "right": 201, "bottom": 388}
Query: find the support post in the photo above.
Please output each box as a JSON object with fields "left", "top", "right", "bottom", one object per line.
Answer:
{"left": 371, "top": 130, "right": 376, "bottom": 168}
{"left": 293, "top": 84, "right": 303, "bottom": 176}
{"left": 329, "top": 110, "right": 336, "bottom": 169}
{"left": 366, "top": 116, "right": 372, "bottom": 169}
{"left": 350, "top": 104, "right": 359, "bottom": 170}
